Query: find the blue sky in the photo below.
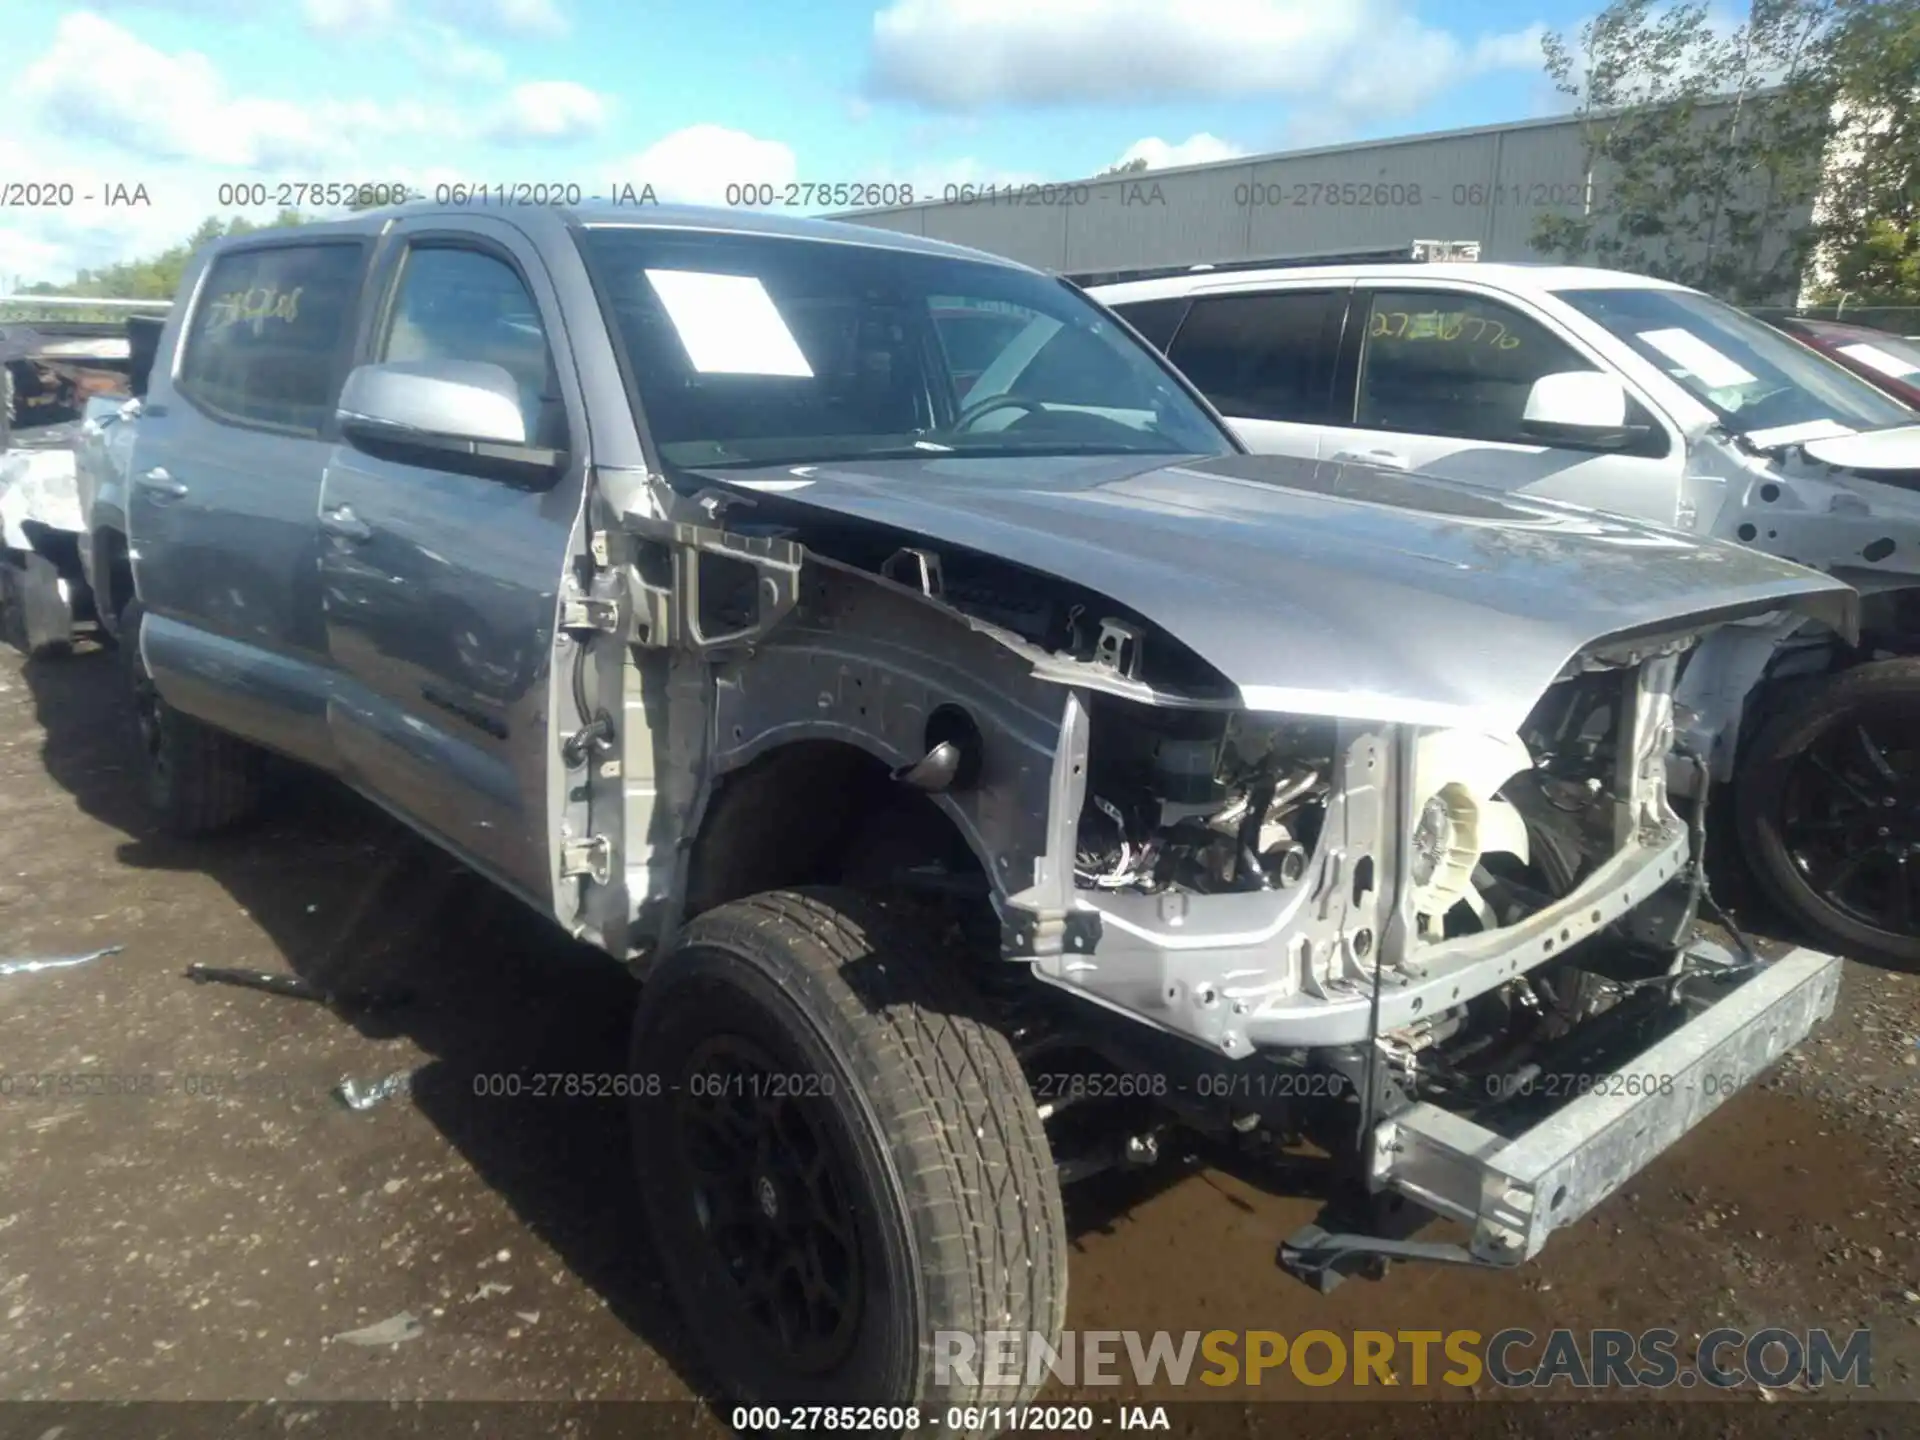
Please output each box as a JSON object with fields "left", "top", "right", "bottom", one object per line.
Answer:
{"left": 0, "top": 0, "right": 1595, "bottom": 285}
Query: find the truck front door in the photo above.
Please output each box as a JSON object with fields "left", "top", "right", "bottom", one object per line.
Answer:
{"left": 317, "top": 217, "right": 588, "bottom": 905}
{"left": 1323, "top": 286, "right": 1687, "bottom": 524}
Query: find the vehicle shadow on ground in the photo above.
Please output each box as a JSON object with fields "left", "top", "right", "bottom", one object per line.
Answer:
{"left": 18, "top": 645, "right": 719, "bottom": 1394}
{"left": 19, "top": 646, "right": 1290, "bottom": 1395}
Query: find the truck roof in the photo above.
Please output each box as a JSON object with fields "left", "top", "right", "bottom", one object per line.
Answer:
{"left": 1088, "top": 262, "right": 1695, "bottom": 306}
{"left": 206, "top": 200, "right": 1034, "bottom": 272}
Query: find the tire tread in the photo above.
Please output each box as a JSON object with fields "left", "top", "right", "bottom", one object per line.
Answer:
{"left": 664, "top": 887, "right": 1067, "bottom": 1421}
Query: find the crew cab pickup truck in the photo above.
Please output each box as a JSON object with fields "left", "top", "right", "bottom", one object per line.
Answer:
{"left": 1093, "top": 263, "right": 1920, "bottom": 968}
{"left": 111, "top": 204, "right": 1853, "bottom": 1430}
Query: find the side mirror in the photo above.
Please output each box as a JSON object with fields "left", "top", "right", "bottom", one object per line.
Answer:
{"left": 337, "top": 360, "right": 565, "bottom": 487}
{"left": 1520, "top": 371, "right": 1647, "bottom": 449}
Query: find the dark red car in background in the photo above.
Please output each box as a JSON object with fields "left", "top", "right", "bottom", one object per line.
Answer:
{"left": 1770, "top": 314, "right": 1920, "bottom": 409}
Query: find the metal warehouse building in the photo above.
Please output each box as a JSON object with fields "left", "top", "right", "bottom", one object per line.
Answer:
{"left": 835, "top": 105, "right": 1808, "bottom": 296}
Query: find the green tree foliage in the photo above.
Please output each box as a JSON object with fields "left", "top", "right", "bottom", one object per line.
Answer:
{"left": 1098, "top": 156, "right": 1151, "bottom": 176}
{"left": 1807, "top": 0, "right": 1920, "bottom": 303}
{"left": 1531, "top": 0, "right": 1837, "bottom": 303}
{"left": 20, "top": 209, "right": 311, "bottom": 300}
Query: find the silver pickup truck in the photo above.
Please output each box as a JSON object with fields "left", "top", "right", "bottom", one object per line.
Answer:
{"left": 108, "top": 203, "right": 1852, "bottom": 1428}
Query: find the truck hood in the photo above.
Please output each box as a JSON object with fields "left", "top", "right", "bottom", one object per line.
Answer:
{"left": 690, "top": 451, "right": 1855, "bottom": 732}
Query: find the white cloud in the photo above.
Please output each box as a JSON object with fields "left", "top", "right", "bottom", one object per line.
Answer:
{"left": 403, "top": 25, "right": 510, "bottom": 83}
{"left": 607, "top": 125, "right": 799, "bottom": 207}
{"left": 1111, "top": 133, "right": 1245, "bottom": 170}
{"left": 425, "top": 0, "right": 568, "bottom": 36}
{"left": 18, "top": 14, "right": 603, "bottom": 168}
{"left": 485, "top": 80, "right": 608, "bottom": 143}
{"left": 81, "top": 0, "right": 257, "bottom": 14}
{"left": 0, "top": 12, "right": 615, "bottom": 283}
{"left": 20, "top": 13, "right": 336, "bottom": 167}
{"left": 0, "top": 132, "right": 230, "bottom": 290}
{"left": 867, "top": 0, "right": 1545, "bottom": 111}
{"left": 301, "top": 0, "right": 567, "bottom": 37}
{"left": 1471, "top": 23, "right": 1549, "bottom": 70}
{"left": 301, "top": 0, "right": 398, "bottom": 33}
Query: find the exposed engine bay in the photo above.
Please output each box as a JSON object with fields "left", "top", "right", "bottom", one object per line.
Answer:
{"left": 1071, "top": 663, "right": 1647, "bottom": 948}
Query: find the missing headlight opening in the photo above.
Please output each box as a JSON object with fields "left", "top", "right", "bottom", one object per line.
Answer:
{"left": 1073, "top": 703, "right": 1332, "bottom": 896}
{"left": 1070, "top": 654, "right": 1662, "bottom": 948}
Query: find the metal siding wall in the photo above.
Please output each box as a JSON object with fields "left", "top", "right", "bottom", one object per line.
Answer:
{"left": 838, "top": 124, "right": 1579, "bottom": 270}
{"left": 1240, "top": 134, "right": 1501, "bottom": 259}
{"left": 1479, "top": 122, "right": 1596, "bottom": 260}
{"left": 833, "top": 111, "right": 1808, "bottom": 295}
{"left": 1059, "top": 169, "right": 1257, "bottom": 272}
{"left": 897, "top": 198, "right": 1071, "bottom": 268}
{"left": 846, "top": 210, "right": 930, "bottom": 238}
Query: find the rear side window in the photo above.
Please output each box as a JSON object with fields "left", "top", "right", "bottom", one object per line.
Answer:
{"left": 1165, "top": 291, "right": 1346, "bottom": 424}
{"left": 1110, "top": 297, "right": 1190, "bottom": 352}
{"left": 178, "top": 243, "right": 363, "bottom": 434}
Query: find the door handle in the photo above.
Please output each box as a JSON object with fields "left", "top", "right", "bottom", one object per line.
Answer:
{"left": 319, "top": 505, "right": 372, "bottom": 542}
{"left": 1334, "top": 448, "right": 1410, "bottom": 470}
{"left": 138, "top": 467, "right": 188, "bottom": 499}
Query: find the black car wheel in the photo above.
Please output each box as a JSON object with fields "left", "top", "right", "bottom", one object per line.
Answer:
{"left": 119, "top": 600, "right": 267, "bottom": 836}
{"left": 1737, "top": 659, "right": 1920, "bottom": 969}
{"left": 630, "top": 888, "right": 1065, "bottom": 1433}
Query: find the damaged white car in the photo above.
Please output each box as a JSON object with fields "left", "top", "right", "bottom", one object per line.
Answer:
{"left": 110, "top": 206, "right": 1854, "bottom": 1431}
{"left": 0, "top": 316, "right": 158, "bottom": 655}
{"left": 1093, "top": 264, "right": 1920, "bottom": 968}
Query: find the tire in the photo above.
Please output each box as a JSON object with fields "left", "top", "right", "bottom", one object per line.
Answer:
{"left": 630, "top": 888, "right": 1066, "bottom": 1434}
{"left": 119, "top": 600, "right": 267, "bottom": 836}
{"left": 1, "top": 549, "right": 74, "bottom": 658}
{"left": 1735, "top": 658, "right": 1920, "bottom": 969}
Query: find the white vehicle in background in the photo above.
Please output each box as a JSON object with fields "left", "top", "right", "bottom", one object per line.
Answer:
{"left": 1092, "top": 260, "right": 1920, "bottom": 968}
{"left": 1, "top": 302, "right": 168, "bottom": 654}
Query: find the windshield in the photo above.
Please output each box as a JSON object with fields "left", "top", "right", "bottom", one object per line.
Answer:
{"left": 576, "top": 226, "right": 1233, "bottom": 468}
{"left": 1556, "top": 285, "right": 1912, "bottom": 439}
{"left": 1811, "top": 326, "right": 1920, "bottom": 385}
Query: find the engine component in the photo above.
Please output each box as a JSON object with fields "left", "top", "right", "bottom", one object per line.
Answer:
{"left": 1152, "top": 736, "right": 1223, "bottom": 805}
{"left": 1407, "top": 730, "right": 1534, "bottom": 934}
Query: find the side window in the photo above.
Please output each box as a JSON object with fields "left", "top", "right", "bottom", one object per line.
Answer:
{"left": 1110, "top": 297, "right": 1189, "bottom": 353}
{"left": 1353, "top": 291, "right": 1600, "bottom": 444}
{"left": 1165, "top": 291, "right": 1345, "bottom": 424}
{"left": 380, "top": 246, "right": 564, "bottom": 447}
{"left": 178, "top": 243, "right": 364, "bottom": 433}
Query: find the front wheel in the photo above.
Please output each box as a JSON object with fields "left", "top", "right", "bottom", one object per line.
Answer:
{"left": 629, "top": 889, "right": 1066, "bottom": 1434}
{"left": 1736, "top": 659, "right": 1920, "bottom": 969}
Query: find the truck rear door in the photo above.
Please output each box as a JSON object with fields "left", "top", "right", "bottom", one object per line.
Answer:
{"left": 129, "top": 237, "right": 369, "bottom": 767}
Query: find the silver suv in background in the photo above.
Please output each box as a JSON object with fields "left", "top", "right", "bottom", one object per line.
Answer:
{"left": 1094, "top": 262, "right": 1920, "bottom": 967}
{"left": 99, "top": 204, "right": 1854, "bottom": 1431}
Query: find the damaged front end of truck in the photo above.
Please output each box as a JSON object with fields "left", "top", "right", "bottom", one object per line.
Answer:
{"left": 563, "top": 449, "right": 1854, "bottom": 1285}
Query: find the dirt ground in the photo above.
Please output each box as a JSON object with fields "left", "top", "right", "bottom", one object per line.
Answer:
{"left": 3, "top": 641, "right": 1918, "bottom": 1423}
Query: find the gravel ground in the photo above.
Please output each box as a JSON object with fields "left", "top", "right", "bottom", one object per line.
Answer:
{"left": 2, "top": 642, "right": 1917, "bottom": 1420}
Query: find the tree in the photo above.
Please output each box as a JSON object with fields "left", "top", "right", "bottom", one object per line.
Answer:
{"left": 1806, "top": 0, "right": 1920, "bottom": 303}
{"left": 1530, "top": 0, "right": 1837, "bottom": 303}
{"left": 24, "top": 209, "right": 312, "bottom": 299}
{"left": 1098, "top": 156, "right": 1151, "bottom": 176}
